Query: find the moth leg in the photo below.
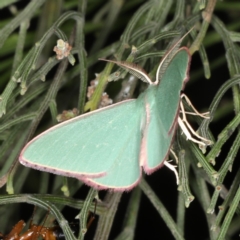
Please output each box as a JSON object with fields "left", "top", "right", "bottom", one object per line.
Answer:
{"left": 181, "top": 93, "right": 210, "bottom": 119}
{"left": 170, "top": 148, "right": 179, "bottom": 164}
{"left": 178, "top": 101, "right": 212, "bottom": 146}
{"left": 178, "top": 116, "right": 209, "bottom": 146}
{"left": 164, "top": 161, "right": 179, "bottom": 185}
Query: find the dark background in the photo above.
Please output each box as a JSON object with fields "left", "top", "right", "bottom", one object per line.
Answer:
{"left": 0, "top": 1, "right": 239, "bottom": 240}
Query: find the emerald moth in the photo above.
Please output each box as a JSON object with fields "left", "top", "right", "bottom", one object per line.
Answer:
{"left": 19, "top": 46, "right": 205, "bottom": 191}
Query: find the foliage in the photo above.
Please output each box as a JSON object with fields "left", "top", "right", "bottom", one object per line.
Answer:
{"left": 0, "top": 0, "right": 240, "bottom": 239}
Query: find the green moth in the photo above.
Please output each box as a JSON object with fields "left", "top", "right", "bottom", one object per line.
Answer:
{"left": 20, "top": 47, "right": 196, "bottom": 191}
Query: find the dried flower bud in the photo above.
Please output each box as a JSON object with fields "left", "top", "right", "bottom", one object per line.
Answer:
{"left": 53, "top": 39, "right": 72, "bottom": 60}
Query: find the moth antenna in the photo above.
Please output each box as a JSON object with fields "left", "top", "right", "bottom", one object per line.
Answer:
{"left": 156, "top": 27, "right": 194, "bottom": 84}
{"left": 99, "top": 58, "right": 153, "bottom": 84}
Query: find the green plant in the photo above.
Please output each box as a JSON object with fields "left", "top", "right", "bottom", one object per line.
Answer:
{"left": 0, "top": 0, "right": 240, "bottom": 239}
